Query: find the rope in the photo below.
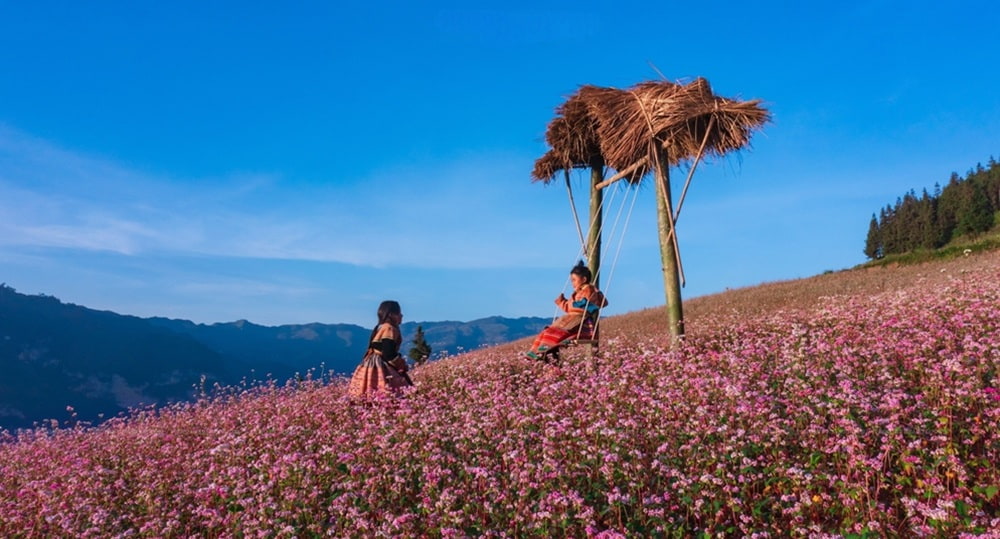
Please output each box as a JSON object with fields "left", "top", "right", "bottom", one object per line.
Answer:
{"left": 651, "top": 141, "right": 686, "bottom": 287}
{"left": 600, "top": 180, "right": 642, "bottom": 309}
{"left": 577, "top": 181, "right": 641, "bottom": 339}
{"left": 563, "top": 93, "right": 655, "bottom": 334}
{"left": 564, "top": 169, "right": 588, "bottom": 257}
{"left": 631, "top": 87, "right": 685, "bottom": 284}
{"left": 551, "top": 168, "right": 640, "bottom": 339}
{"left": 551, "top": 169, "right": 623, "bottom": 324}
{"left": 631, "top": 89, "right": 658, "bottom": 139}
{"left": 554, "top": 179, "right": 639, "bottom": 339}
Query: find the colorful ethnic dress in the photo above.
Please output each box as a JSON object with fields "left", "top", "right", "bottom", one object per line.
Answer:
{"left": 527, "top": 283, "right": 608, "bottom": 359}
{"left": 347, "top": 322, "right": 412, "bottom": 397}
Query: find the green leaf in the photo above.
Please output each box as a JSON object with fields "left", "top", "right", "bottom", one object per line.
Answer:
{"left": 955, "top": 499, "right": 970, "bottom": 524}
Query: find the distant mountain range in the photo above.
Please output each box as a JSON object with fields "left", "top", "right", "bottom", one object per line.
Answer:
{"left": 0, "top": 284, "right": 546, "bottom": 431}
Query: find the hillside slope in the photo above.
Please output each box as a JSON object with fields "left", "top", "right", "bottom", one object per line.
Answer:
{"left": 0, "top": 287, "right": 232, "bottom": 431}
{"left": 491, "top": 248, "right": 1000, "bottom": 356}
{"left": 1, "top": 251, "right": 997, "bottom": 536}
{"left": 0, "top": 286, "right": 546, "bottom": 431}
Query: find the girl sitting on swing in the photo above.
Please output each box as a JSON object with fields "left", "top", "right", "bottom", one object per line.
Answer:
{"left": 524, "top": 261, "right": 608, "bottom": 361}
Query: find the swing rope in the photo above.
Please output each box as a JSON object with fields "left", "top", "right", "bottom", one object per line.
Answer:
{"left": 551, "top": 168, "right": 624, "bottom": 323}
{"left": 564, "top": 169, "right": 588, "bottom": 258}
{"left": 553, "top": 172, "right": 641, "bottom": 341}
{"left": 572, "top": 180, "right": 640, "bottom": 340}
{"left": 552, "top": 171, "right": 617, "bottom": 322}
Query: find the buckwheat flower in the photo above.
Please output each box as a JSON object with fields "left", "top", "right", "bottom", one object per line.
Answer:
{"left": 606, "top": 487, "right": 630, "bottom": 504}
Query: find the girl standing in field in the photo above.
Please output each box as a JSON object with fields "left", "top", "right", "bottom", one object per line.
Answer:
{"left": 524, "top": 261, "right": 608, "bottom": 361}
{"left": 347, "top": 300, "right": 413, "bottom": 397}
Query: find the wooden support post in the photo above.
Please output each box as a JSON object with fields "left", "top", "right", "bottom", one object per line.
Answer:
{"left": 654, "top": 145, "right": 685, "bottom": 341}
{"left": 588, "top": 161, "right": 604, "bottom": 287}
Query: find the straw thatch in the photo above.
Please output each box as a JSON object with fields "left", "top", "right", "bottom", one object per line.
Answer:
{"left": 532, "top": 77, "right": 769, "bottom": 184}
{"left": 592, "top": 78, "right": 770, "bottom": 172}
{"left": 531, "top": 86, "right": 616, "bottom": 183}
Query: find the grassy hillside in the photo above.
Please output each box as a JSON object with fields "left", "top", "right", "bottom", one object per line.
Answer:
{"left": 1, "top": 251, "right": 998, "bottom": 537}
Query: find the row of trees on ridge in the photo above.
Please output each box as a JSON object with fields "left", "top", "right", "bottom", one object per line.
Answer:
{"left": 864, "top": 157, "right": 1000, "bottom": 259}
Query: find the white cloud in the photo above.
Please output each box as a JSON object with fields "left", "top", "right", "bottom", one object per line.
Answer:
{"left": 0, "top": 126, "right": 573, "bottom": 270}
{"left": 171, "top": 279, "right": 324, "bottom": 299}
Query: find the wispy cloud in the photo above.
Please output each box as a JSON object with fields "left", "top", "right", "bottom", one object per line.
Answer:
{"left": 171, "top": 278, "right": 325, "bottom": 299}
{"left": 0, "top": 126, "right": 572, "bottom": 270}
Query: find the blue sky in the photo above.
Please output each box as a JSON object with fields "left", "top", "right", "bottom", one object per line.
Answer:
{"left": 1, "top": 1, "right": 998, "bottom": 327}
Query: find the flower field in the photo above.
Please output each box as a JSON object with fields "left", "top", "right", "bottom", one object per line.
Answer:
{"left": 1, "top": 253, "right": 998, "bottom": 537}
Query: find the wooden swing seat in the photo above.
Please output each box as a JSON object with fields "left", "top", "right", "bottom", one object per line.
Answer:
{"left": 560, "top": 314, "right": 600, "bottom": 350}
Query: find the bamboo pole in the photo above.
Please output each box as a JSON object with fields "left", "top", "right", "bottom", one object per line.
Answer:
{"left": 654, "top": 123, "right": 711, "bottom": 282}
{"left": 587, "top": 160, "right": 604, "bottom": 288}
{"left": 594, "top": 157, "right": 648, "bottom": 190}
{"left": 654, "top": 146, "right": 686, "bottom": 288}
{"left": 673, "top": 116, "right": 714, "bottom": 222}
{"left": 653, "top": 145, "right": 685, "bottom": 341}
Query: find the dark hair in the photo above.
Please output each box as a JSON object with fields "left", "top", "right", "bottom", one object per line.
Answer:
{"left": 369, "top": 300, "right": 402, "bottom": 342}
{"left": 377, "top": 300, "right": 402, "bottom": 325}
{"left": 570, "top": 260, "right": 592, "bottom": 283}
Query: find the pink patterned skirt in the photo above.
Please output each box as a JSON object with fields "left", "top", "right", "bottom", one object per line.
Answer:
{"left": 347, "top": 350, "right": 410, "bottom": 398}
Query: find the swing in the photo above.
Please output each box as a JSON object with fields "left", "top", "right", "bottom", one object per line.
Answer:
{"left": 562, "top": 313, "right": 600, "bottom": 353}
{"left": 550, "top": 169, "right": 641, "bottom": 357}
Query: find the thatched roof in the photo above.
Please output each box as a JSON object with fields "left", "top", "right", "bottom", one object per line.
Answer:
{"left": 592, "top": 78, "right": 770, "bottom": 171}
{"left": 532, "top": 77, "right": 769, "bottom": 183}
{"left": 531, "top": 86, "right": 607, "bottom": 183}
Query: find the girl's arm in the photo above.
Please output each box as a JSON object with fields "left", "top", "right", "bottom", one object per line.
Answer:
{"left": 372, "top": 323, "right": 402, "bottom": 357}
{"left": 573, "top": 285, "right": 608, "bottom": 311}
{"left": 554, "top": 293, "right": 571, "bottom": 312}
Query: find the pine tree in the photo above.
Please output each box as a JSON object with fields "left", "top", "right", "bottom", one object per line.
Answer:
{"left": 955, "top": 182, "right": 994, "bottom": 237}
{"left": 971, "top": 157, "right": 1000, "bottom": 215}
{"left": 408, "top": 325, "right": 432, "bottom": 365}
{"left": 881, "top": 203, "right": 902, "bottom": 255}
{"left": 864, "top": 214, "right": 882, "bottom": 259}
{"left": 897, "top": 190, "right": 920, "bottom": 251}
{"left": 936, "top": 173, "right": 963, "bottom": 244}
{"left": 988, "top": 159, "right": 1000, "bottom": 213}
{"left": 916, "top": 189, "right": 939, "bottom": 249}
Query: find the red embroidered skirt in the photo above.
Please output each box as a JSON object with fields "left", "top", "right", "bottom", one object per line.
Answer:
{"left": 529, "top": 326, "right": 573, "bottom": 353}
{"left": 529, "top": 312, "right": 599, "bottom": 353}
